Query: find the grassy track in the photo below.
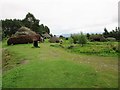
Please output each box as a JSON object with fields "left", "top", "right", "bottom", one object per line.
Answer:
{"left": 2, "top": 42, "right": 118, "bottom": 88}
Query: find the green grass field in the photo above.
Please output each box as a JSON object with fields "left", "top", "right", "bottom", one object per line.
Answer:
{"left": 58, "top": 39, "right": 119, "bottom": 57}
{"left": 2, "top": 40, "right": 118, "bottom": 88}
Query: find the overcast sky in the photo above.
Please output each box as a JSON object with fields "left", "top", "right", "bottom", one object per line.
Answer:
{"left": 0, "top": 0, "right": 119, "bottom": 35}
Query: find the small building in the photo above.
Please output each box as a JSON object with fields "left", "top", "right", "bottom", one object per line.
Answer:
{"left": 89, "top": 35, "right": 106, "bottom": 42}
{"left": 7, "top": 26, "right": 42, "bottom": 45}
{"left": 42, "top": 32, "right": 51, "bottom": 39}
{"left": 49, "top": 36, "right": 60, "bottom": 43}
{"left": 106, "top": 37, "right": 116, "bottom": 41}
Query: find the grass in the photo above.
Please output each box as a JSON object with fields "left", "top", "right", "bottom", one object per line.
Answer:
{"left": 55, "top": 40, "right": 119, "bottom": 57}
{"left": 2, "top": 40, "right": 118, "bottom": 88}
{"left": 3, "top": 60, "right": 98, "bottom": 88}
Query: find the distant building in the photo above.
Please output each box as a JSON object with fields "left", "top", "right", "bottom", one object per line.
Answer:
{"left": 49, "top": 36, "right": 60, "bottom": 43}
{"left": 89, "top": 35, "right": 106, "bottom": 42}
{"left": 106, "top": 37, "right": 116, "bottom": 41}
{"left": 42, "top": 32, "right": 51, "bottom": 39}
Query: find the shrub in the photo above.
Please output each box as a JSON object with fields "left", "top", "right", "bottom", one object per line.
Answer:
{"left": 59, "top": 35, "right": 64, "bottom": 39}
{"left": 111, "top": 45, "right": 119, "bottom": 52}
{"left": 78, "top": 32, "right": 87, "bottom": 46}
{"left": 65, "top": 37, "right": 69, "bottom": 40}
{"left": 71, "top": 32, "right": 87, "bottom": 46}
{"left": 67, "top": 45, "right": 74, "bottom": 49}
{"left": 69, "top": 38, "right": 74, "bottom": 44}
{"left": 71, "top": 34, "right": 79, "bottom": 44}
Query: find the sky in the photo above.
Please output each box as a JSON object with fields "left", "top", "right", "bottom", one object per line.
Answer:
{"left": 0, "top": 0, "right": 119, "bottom": 35}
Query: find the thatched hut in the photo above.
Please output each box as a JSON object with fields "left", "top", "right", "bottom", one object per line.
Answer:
{"left": 15, "top": 26, "right": 36, "bottom": 36}
{"left": 89, "top": 35, "right": 106, "bottom": 42}
{"left": 106, "top": 37, "right": 116, "bottom": 41}
{"left": 7, "top": 27, "right": 42, "bottom": 45}
{"left": 42, "top": 32, "right": 51, "bottom": 39}
{"left": 49, "top": 36, "right": 60, "bottom": 43}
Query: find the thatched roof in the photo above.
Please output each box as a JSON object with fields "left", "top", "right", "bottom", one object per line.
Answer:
{"left": 42, "top": 33, "right": 51, "bottom": 38}
{"left": 49, "top": 36, "right": 59, "bottom": 43}
{"left": 106, "top": 37, "right": 116, "bottom": 41}
{"left": 89, "top": 35, "right": 106, "bottom": 41}
{"left": 7, "top": 27, "right": 42, "bottom": 45}
{"left": 15, "top": 26, "right": 36, "bottom": 36}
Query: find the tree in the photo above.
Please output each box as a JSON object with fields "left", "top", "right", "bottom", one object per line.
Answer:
{"left": 71, "top": 32, "right": 87, "bottom": 46}
{"left": 1, "top": 19, "right": 22, "bottom": 37}
{"left": 115, "top": 27, "right": 118, "bottom": 32}
{"left": 71, "top": 34, "right": 79, "bottom": 44}
{"left": 69, "top": 37, "right": 74, "bottom": 44}
{"left": 1, "top": 12, "right": 51, "bottom": 39}
{"left": 22, "top": 12, "right": 40, "bottom": 32}
{"left": 118, "top": 27, "right": 120, "bottom": 31}
{"left": 103, "top": 28, "right": 109, "bottom": 38}
{"left": 59, "top": 35, "right": 64, "bottom": 38}
{"left": 78, "top": 32, "right": 87, "bottom": 46}
{"left": 39, "top": 24, "right": 44, "bottom": 34}
{"left": 102, "top": 27, "right": 120, "bottom": 41}
{"left": 86, "top": 33, "right": 90, "bottom": 39}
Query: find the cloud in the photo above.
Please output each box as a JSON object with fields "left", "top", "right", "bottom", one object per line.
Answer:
{"left": 1, "top": 0, "right": 118, "bottom": 34}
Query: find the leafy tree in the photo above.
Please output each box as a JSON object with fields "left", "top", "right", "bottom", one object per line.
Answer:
{"left": 103, "top": 28, "right": 109, "bottom": 38}
{"left": 44, "top": 26, "right": 50, "bottom": 34}
{"left": 59, "top": 35, "right": 63, "bottom": 38}
{"left": 39, "top": 24, "right": 45, "bottom": 34}
{"left": 71, "top": 32, "right": 87, "bottom": 46}
{"left": 22, "top": 12, "right": 40, "bottom": 32}
{"left": 1, "top": 19, "right": 22, "bottom": 37}
{"left": 86, "top": 33, "right": 90, "bottom": 39}
{"left": 78, "top": 32, "right": 87, "bottom": 46}
{"left": 1, "top": 12, "right": 51, "bottom": 39}
{"left": 69, "top": 37, "right": 74, "bottom": 44}
{"left": 103, "top": 27, "right": 120, "bottom": 41}
{"left": 71, "top": 34, "right": 79, "bottom": 44}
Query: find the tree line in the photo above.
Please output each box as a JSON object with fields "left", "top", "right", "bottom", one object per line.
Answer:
{"left": 103, "top": 27, "right": 120, "bottom": 41}
{"left": 67, "top": 27, "right": 120, "bottom": 46}
{"left": 1, "top": 12, "right": 119, "bottom": 42}
{"left": 1, "top": 13, "right": 50, "bottom": 38}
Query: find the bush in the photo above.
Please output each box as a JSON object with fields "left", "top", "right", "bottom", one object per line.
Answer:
{"left": 71, "top": 34, "right": 79, "bottom": 44}
{"left": 68, "top": 42, "right": 118, "bottom": 56}
{"left": 67, "top": 45, "right": 74, "bottom": 49}
{"left": 69, "top": 38, "right": 74, "bottom": 44}
{"left": 65, "top": 37, "right": 69, "bottom": 40}
{"left": 71, "top": 32, "right": 87, "bottom": 46}
{"left": 78, "top": 32, "right": 87, "bottom": 46}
